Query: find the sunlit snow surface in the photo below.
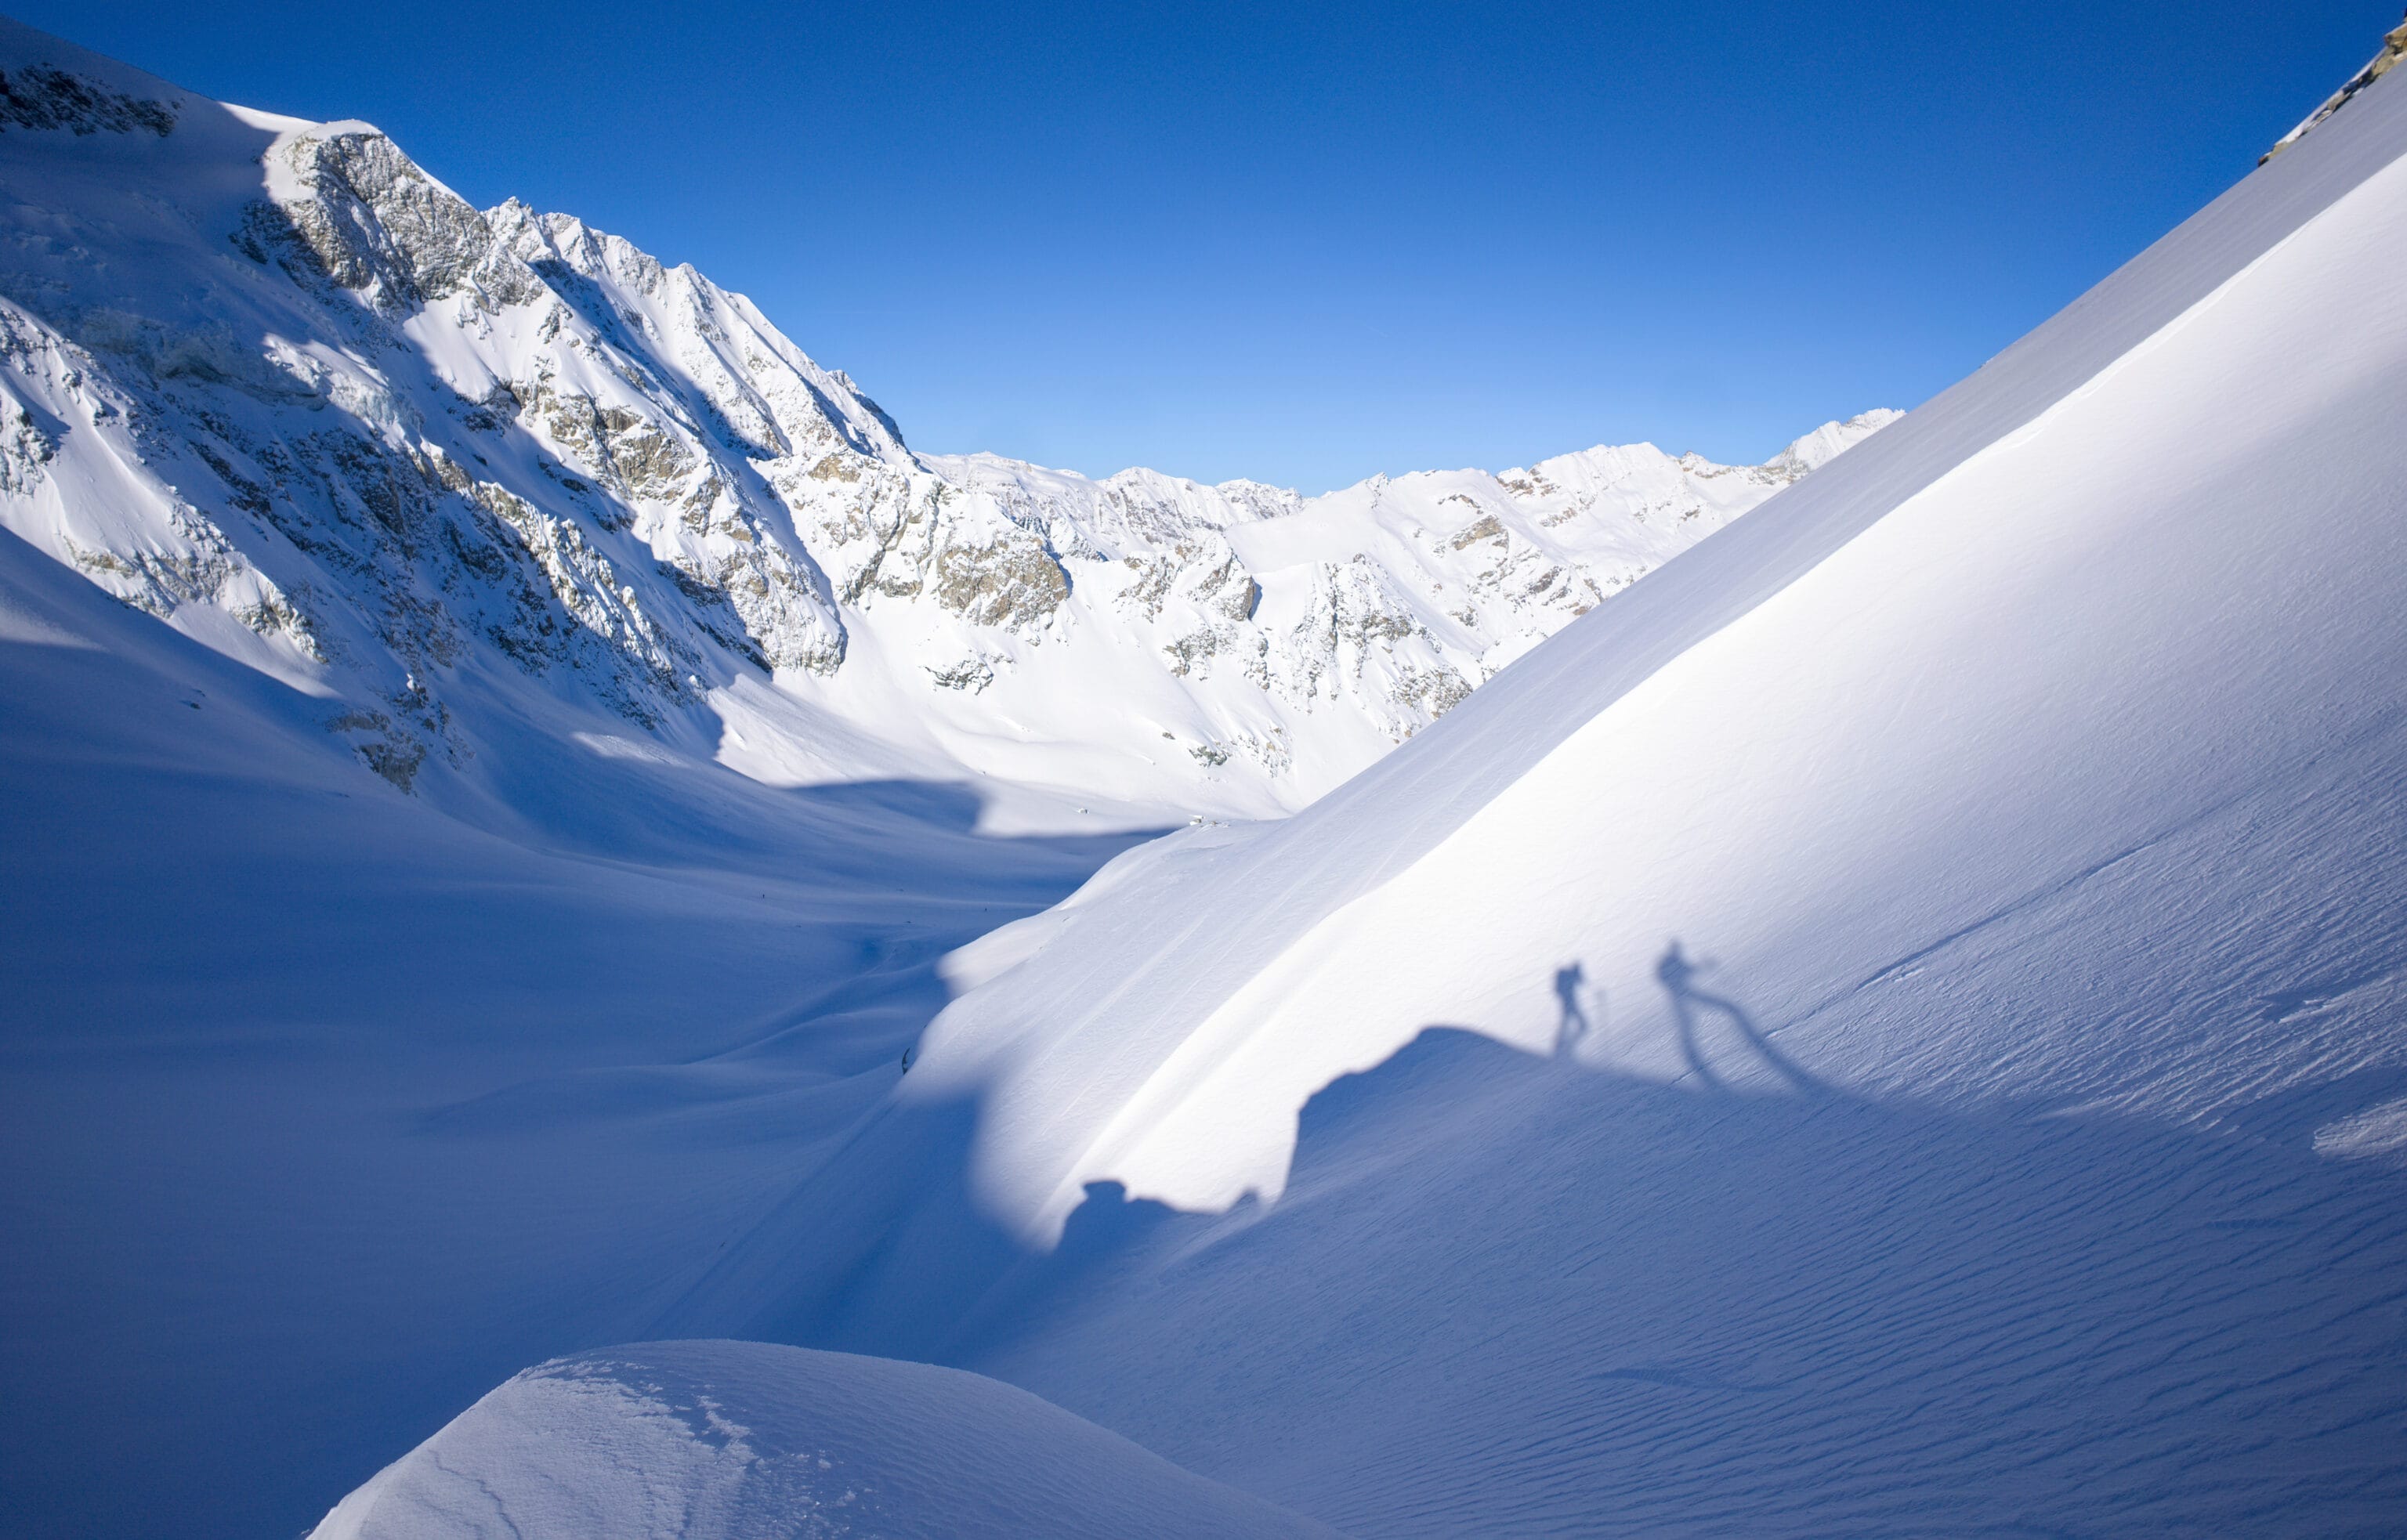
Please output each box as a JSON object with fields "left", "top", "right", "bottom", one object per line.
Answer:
{"left": 8, "top": 13, "right": 2407, "bottom": 1540}
{"left": 311, "top": 1342, "right": 1335, "bottom": 1540}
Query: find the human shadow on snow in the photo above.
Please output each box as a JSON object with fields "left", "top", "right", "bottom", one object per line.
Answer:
{"left": 660, "top": 952, "right": 2407, "bottom": 1537}
{"left": 1654, "top": 940, "right": 1817, "bottom": 1093}
{"left": 1551, "top": 962, "right": 1591, "bottom": 1057}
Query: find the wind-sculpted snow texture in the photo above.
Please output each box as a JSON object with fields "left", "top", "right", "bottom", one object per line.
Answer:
{"left": 0, "top": 15, "right": 1886, "bottom": 820}
{"left": 657, "top": 54, "right": 2407, "bottom": 1540}
{"left": 308, "top": 1341, "right": 1340, "bottom": 1540}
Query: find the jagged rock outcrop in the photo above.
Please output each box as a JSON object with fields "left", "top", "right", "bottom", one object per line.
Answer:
{"left": 0, "top": 60, "right": 176, "bottom": 136}
{"left": 2264, "top": 11, "right": 2407, "bottom": 162}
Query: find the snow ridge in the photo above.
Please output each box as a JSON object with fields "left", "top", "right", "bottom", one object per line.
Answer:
{"left": 309, "top": 1342, "right": 1339, "bottom": 1540}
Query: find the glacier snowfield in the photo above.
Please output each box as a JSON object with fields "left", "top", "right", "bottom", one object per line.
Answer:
{"left": 5, "top": 13, "right": 2407, "bottom": 1540}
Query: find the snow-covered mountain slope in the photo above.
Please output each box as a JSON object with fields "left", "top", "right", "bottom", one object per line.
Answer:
{"left": 309, "top": 1342, "right": 1339, "bottom": 1540}
{"left": 0, "top": 468, "right": 1160, "bottom": 1539}
{"left": 652, "top": 45, "right": 2407, "bottom": 1540}
{"left": 0, "top": 15, "right": 1887, "bottom": 823}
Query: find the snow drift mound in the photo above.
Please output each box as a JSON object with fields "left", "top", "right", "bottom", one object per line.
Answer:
{"left": 657, "top": 42, "right": 2407, "bottom": 1540}
{"left": 307, "top": 1341, "right": 1339, "bottom": 1540}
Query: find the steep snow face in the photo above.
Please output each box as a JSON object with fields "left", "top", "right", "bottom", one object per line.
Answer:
{"left": 894, "top": 57, "right": 2407, "bottom": 1245}
{"left": 309, "top": 1343, "right": 1339, "bottom": 1540}
{"left": 653, "top": 55, "right": 2407, "bottom": 1538}
{"left": 0, "top": 16, "right": 1885, "bottom": 821}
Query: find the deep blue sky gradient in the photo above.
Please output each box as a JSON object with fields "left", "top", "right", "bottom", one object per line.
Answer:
{"left": 22, "top": 2, "right": 2393, "bottom": 490}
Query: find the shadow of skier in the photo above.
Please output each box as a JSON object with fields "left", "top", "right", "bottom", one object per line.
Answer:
{"left": 1656, "top": 941, "right": 1816, "bottom": 1093}
{"left": 1553, "top": 962, "right": 1594, "bottom": 1057}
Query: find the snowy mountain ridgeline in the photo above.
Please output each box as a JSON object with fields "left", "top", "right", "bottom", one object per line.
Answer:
{"left": 0, "top": 17, "right": 1888, "bottom": 819}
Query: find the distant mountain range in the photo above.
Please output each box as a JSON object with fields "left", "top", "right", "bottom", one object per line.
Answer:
{"left": 0, "top": 16, "right": 1889, "bottom": 819}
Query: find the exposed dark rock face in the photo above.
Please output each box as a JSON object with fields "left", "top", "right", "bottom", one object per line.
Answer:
{"left": 0, "top": 65, "right": 175, "bottom": 136}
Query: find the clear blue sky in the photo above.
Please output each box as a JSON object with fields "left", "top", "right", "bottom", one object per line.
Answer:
{"left": 20, "top": 2, "right": 2394, "bottom": 491}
